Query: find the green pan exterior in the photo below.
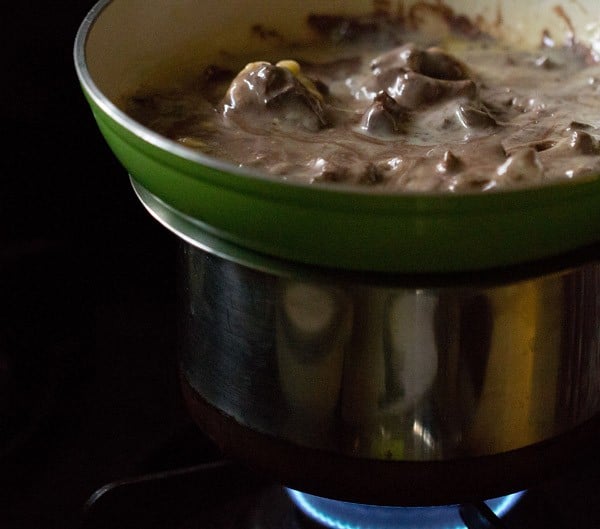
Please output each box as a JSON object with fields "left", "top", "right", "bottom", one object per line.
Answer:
{"left": 86, "top": 90, "right": 600, "bottom": 273}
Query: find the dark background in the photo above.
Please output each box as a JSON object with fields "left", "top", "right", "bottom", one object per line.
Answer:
{"left": 2, "top": 2, "right": 192, "bottom": 527}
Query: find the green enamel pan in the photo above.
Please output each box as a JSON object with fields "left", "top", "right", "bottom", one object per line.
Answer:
{"left": 74, "top": 0, "right": 600, "bottom": 273}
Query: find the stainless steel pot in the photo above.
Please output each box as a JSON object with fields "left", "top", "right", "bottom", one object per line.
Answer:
{"left": 135, "top": 180, "right": 600, "bottom": 506}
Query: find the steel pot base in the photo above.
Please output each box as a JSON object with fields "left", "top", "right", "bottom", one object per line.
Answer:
{"left": 181, "top": 376, "right": 600, "bottom": 506}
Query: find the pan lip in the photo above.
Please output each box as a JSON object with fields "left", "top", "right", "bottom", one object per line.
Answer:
{"left": 73, "top": 0, "right": 600, "bottom": 204}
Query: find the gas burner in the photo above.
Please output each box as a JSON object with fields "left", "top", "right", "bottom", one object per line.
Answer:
{"left": 79, "top": 457, "right": 547, "bottom": 529}
{"left": 287, "top": 488, "right": 525, "bottom": 529}
{"left": 78, "top": 417, "right": 600, "bottom": 529}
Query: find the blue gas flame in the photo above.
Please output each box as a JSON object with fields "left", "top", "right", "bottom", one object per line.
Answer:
{"left": 287, "top": 488, "right": 525, "bottom": 529}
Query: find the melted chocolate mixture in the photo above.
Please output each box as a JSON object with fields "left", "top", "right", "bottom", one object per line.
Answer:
{"left": 125, "top": 16, "right": 600, "bottom": 192}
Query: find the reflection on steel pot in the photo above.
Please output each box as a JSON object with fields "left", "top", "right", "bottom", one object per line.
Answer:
{"left": 180, "top": 245, "right": 600, "bottom": 465}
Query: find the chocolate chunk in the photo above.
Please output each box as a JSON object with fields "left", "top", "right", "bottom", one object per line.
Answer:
{"left": 534, "top": 55, "right": 557, "bottom": 69}
{"left": 314, "top": 166, "right": 347, "bottom": 183}
{"left": 307, "top": 14, "right": 383, "bottom": 42}
{"left": 359, "top": 163, "right": 384, "bottom": 185}
{"left": 310, "top": 157, "right": 385, "bottom": 186}
{"left": 309, "top": 156, "right": 350, "bottom": 184}
{"left": 420, "top": 47, "right": 471, "bottom": 80}
{"left": 221, "top": 62, "right": 327, "bottom": 131}
{"left": 359, "top": 91, "right": 407, "bottom": 136}
{"left": 496, "top": 148, "right": 544, "bottom": 185}
{"left": 371, "top": 44, "right": 470, "bottom": 81}
{"left": 437, "top": 150, "right": 464, "bottom": 173}
{"left": 533, "top": 140, "right": 556, "bottom": 152}
{"left": 456, "top": 104, "right": 497, "bottom": 129}
{"left": 370, "top": 44, "right": 419, "bottom": 75}
{"left": 568, "top": 121, "right": 593, "bottom": 131}
{"left": 369, "top": 44, "right": 476, "bottom": 109}
{"left": 372, "top": 71, "right": 477, "bottom": 109}
{"left": 569, "top": 131, "right": 600, "bottom": 154}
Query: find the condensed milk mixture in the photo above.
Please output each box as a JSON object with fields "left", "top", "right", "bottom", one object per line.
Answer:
{"left": 124, "top": 12, "right": 600, "bottom": 192}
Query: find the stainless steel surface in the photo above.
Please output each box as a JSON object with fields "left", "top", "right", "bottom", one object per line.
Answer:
{"left": 178, "top": 245, "right": 600, "bottom": 462}
{"left": 132, "top": 178, "right": 600, "bottom": 462}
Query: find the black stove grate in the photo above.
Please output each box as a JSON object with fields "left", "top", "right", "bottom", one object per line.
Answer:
{"left": 79, "top": 422, "right": 600, "bottom": 529}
